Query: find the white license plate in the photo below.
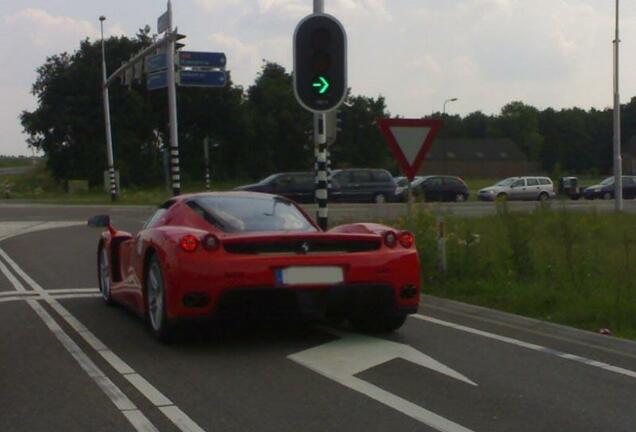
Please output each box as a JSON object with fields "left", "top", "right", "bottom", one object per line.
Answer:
{"left": 276, "top": 266, "right": 344, "bottom": 286}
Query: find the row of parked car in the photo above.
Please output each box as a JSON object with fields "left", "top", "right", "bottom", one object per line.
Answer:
{"left": 235, "top": 169, "right": 471, "bottom": 204}
{"left": 234, "top": 170, "right": 636, "bottom": 204}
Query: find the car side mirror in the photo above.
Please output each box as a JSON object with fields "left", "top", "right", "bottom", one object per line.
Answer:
{"left": 88, "top": 214, "right": 110, "bottom": 228}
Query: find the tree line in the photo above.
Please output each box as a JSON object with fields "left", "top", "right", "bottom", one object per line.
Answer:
{"left": 21, "top": 30, "right": 636, "bottom": 187}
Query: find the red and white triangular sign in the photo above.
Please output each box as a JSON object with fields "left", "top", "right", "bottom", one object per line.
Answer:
{"left": 378, "top": 118, "right": 443, "bottom": 180}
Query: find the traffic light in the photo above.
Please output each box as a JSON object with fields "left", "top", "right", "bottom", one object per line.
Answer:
{"left": 294, "top": 14, "right": 347, "bottom": 113}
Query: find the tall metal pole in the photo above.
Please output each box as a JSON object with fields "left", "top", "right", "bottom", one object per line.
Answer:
{"left": 99, "top": 16, "right": 117, "bottom": 201}
{"left": 314, "top": 0, "right": 328, "bottom": 230}
{"left": 613, "top": 0, "right": 623, "bottom": 211}
{"left": 166, "top": 0, "right": 181, "bottom": 196}
{"left": 203, "top": 138, "right": 211, "bottom": 191}
{"left": 442, "top": 97, "right": 458, "bottom": 116}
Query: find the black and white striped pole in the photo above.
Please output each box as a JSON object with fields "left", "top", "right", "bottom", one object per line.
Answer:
{"left": 203, "top": 137, "right": 211, "bottom": 191}
{"left": 315, "top": 113, "right": 328, "bottom": 230}
{"left": 166, "top": 0, "right": 181, "bottom": 196}
{"left": 99, "top": 16, "right": 118, "bottom": 202}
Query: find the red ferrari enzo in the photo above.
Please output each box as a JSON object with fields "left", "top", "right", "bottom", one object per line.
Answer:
{"left": 90, "top": 192, "right": 420, "bottom": 340}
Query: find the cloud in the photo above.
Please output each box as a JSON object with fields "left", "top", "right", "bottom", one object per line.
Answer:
{"left": 3, "top": 8, "right": 99, "bottom": 47}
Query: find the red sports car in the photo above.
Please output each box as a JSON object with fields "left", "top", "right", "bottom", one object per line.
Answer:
{"left": 90, "top": 192, "right": 420, "bottom": 340}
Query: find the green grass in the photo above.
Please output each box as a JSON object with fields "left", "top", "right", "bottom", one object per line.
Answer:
{"left": 395, "top": 207, "right": 636, "bottom": 340}
{"left": 0, "top": 163, "right": 247, "bottom": 206}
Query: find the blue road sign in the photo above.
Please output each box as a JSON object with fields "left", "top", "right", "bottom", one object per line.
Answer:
{"left": 145, "top": 53, "right": 168, "bottom": 74}
{"left": 178, "top": 70, "right": 226, "bottom": 88}
{"left": 178, "top": 51, "right": 226, "bottom": 69}
{"left": 147, "top": 71, "right": 168, "bottom": 91}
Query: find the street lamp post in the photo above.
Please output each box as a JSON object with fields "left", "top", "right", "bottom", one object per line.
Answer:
{"left": 443, "top": 97, "right": 458, "bottom": 116}
{"left": 99, "top": 16, "right": 117, "bottom": 201}
{"left": 613, "top": 0, "right": 623, "bottom": 211}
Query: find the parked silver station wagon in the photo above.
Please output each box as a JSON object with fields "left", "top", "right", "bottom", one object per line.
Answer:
{"left": 478, "top": 177, "right": 556, "bottom": 201}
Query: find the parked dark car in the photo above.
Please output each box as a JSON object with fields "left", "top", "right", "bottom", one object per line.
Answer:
{"left": 234, "top": 172, "right": 317, "bottom": 203}
{"left": 331, "top": 169, "right": 397, "bottom": 203}
{"left": 583, "top": 176, "right": 636, "bottom": 200}
{"left": 407, "top": 176, "right": 469, "bottom": 202}
{"left": 558, "top": 177, "right": 583, "bottom": 200}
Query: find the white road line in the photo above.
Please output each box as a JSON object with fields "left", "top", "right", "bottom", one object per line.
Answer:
{"left": 0, "top": 293, "right": 100, "bottom": 304}
{"left": 0, "top": 291, "right": 34, "bottom": 297}
{"left": 22, "top": 298, "right": 158, "bottom": 431}
{"left": 0, "top": 257, "right": 27, "bottom": 292}
{"left": 412, "top": 314, "right": 636, "bottom": 380}
{"left": 0, "top": 247, "right": 207, "bottom": 432}
{"left": 422, "top": 302, "right": 636, "bottom": 361}
{"left": 45, "top": 288, "right": 99, "bottom": 294}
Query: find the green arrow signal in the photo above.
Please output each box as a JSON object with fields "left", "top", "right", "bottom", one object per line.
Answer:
{"left": 312, "top": 76, "right": 330, "bottom": 94}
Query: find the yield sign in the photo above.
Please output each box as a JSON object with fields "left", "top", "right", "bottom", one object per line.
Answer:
{"left": 378, "top": 118, "right": 442, "bottom": 180}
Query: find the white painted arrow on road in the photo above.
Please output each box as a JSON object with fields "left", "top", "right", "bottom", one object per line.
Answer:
{"left": 289, "top": 330, "right": 477, "bottom": 432}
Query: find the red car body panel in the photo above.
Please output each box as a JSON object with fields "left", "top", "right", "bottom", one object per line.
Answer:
{"left": 98, "top": 192, "right": 421, "bottom": 322}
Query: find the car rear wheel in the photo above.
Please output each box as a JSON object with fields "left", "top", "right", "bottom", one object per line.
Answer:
{"left": 538, "top": 192, "right": 549, "bottom": 202}
{"left": 374, "top": 193, "right": 387, "bottom": 204}
{"left": 146, "top": 255, "right": 174, "bottom": 342}
{"left": 98, "top": 246, "right": 114, "bottom": 305}
{"left": 603, "top": 192, "right": 613, "bottom": 200}
{"left": 350, "top": 313, "right": 407, "bottom": 333}
{"left": 455, "top": 193, "right": 466, "bottom": 202}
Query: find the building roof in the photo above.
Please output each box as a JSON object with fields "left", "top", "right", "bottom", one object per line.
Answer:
{"left": 425, "top": 138, "right": 527, "bottom": 162}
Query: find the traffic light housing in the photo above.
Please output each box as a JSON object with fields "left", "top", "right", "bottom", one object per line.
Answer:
{"left": 294, "top": 14, "right": 347, "bottom": 113}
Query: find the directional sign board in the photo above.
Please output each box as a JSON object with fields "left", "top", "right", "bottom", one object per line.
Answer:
{"left": 157, "top": 11, "right": 169, "bottom": 34}
{"left": 147, "top": 71, "right": 168, "bottom": 91}
{"left": 145, "top": 53, "right": 168, "bottom": 74}
{"left": 378, "top": 118, "right": 443, "bottom": 180}
{"left": 178, "top": 70, "right": 226, "bottom": 88}
{"left": 178, "top": 51, "right": 226, "bottom": 69}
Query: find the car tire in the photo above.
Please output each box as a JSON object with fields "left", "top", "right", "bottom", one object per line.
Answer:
{"left": 350, "top": 313, "right": 408, "bottom": 333}
{"left": 455, "top": 193, "right": 466, "bottom": 203}
{"left": 603, "top": 192, "right": 613, "bottom": 200}
{"left": 146, "top": 255, "right": 174, "bottom": 342}
{"left": 374, "top": 193, "right": 387, "bottom": 204}
{"left": 538, "top": 192, "right": 549, "bottom": 202}
{"left": 98, "top": 245, "right": 114, "bottom": 305}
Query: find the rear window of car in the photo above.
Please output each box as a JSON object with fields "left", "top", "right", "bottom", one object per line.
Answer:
{"left": 527, "top": 178, "right": 539, "bottom": 186}
{"left": 188, "top": 196, "right": 316, "bottom": 233}
{"left": 291, "top": 174, "right": 314, "bottom": 188}
{"left": 538, "top": 178, "right": 552, "bottom": 185}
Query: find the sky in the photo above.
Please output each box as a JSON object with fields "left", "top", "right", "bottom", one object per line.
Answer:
{"left": 1, "top": 0, "right": 636, "bottom": 156}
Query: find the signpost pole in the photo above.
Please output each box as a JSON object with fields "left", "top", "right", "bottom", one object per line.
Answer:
{"left": 613, "top": 0, "right": 623, "bottom": 212}
{"left": 99, "top": 16, "right": 118, "bottom": 202}
{"left": 203, "top": 138, "right": 211, "bottom": 191}
{"left": 407, "top": 179, "right": 413, "bottom": 219}
{"left": 166, "top": 0, "right": 181, "bottom": 196}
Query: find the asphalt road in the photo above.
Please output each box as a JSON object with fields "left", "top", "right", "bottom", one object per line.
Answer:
{"left": 1, "top": 206, "right": 636, "bottom": 432}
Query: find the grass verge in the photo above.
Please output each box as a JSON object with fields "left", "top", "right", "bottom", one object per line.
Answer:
{"left": 398, "top": 206, "right": 636, "bottom": 340}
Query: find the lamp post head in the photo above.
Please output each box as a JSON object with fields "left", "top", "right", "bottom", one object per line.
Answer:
{"left": 99, "top": 16, "right": 106, "bottom": 22}
{"left": 450, "top": 97, "right": 458, "bottom": 102}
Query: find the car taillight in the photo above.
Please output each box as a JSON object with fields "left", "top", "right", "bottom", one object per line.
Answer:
{"left": 384, "top": 231, "right": 397, "bottom": 248}
{"left": 202, "top": 234, "right": 220, "bottom": 251}
{"left": 179, "top": 235, "right": 199, "bottom": 252}
{"left": 399, "top": 231, "right": 415, "bottom": 248}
